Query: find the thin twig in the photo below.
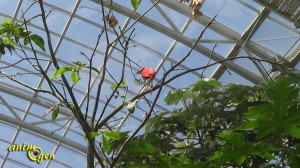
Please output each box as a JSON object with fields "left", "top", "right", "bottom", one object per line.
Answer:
{"left": 201, "top": 43, "right": 217, "bottom": 76}
{"left": 110, "top": 15, "right": 217, "bottom": 167}
{"left": 51, "top": 116, "right": 75, "bottom": 134}
{"left": 85, "top": 30, "right": 105, "bottom": 121}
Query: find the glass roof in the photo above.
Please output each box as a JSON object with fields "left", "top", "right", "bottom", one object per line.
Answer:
{"left": 0, "top": 0, "right": 299, "bottom": 167}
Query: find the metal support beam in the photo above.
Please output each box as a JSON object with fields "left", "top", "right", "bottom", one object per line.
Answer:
{"left": 0, "top": 81, "right": 73, "bottom": 118}
{"left": 152, "top": 0, "right": 180, "bottom": 32}
{"left": 93, "top": 0, "right": 263, "bottom": 83}
{"left": 244, "top": 48, "right": 270, "bottom": 80}
{"left": 0, "top": 96, "right": 21, "bottom": 120}
{"left": 158, "top": 0, "right": 279, "bottom": 59}
{"left": 30, "top": 116, "right": 73, "bottom": 125}
{"left": 211, "top": 7, "right": 271, "bottom": 80}
{"left": 289, "top": 46, "right": 300, "bottom": 68}
{"left": 0, "top": 113, "right": 88, "bottom": 154}
{"left": 0, "top": 154, "right": 32, "bottom": 168}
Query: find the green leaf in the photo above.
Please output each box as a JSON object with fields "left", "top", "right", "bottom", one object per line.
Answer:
{"left": 2, "top": 37, "right": 15, "bottom": 46}
{"left": 52, "top": 106, "right": 59, "bottom": 120}
{"left": 250, "top": 143, "right": 277, "bottom": 160}
{"left": 236, "top": 105, "right": 273, "bottom": 130}
{"left": 84, "top": 132, "right": 101, "bottom": 141}
{"left": 245, "top": 105, "right": 272, "bottom": 118}
{"left": 110, "top": 83, "right": 118, "bottom": 90}
{"left": 235, "top": 155, "right": 246, "bottom": 166}
{"left": 267, "top": 77, "right": 298, "bottom": 117}
{"left": 73, "top": 61, "right": 86, "bottom": 67}
{"left": 122, "top": 79, "right": 126, "bottom": 85}
{"left": 127, "top": 141, "right": 156, "bottom": 155}
{"left": 90, "top": 67, "right": 100, "bottom": 74}
{"left": 104, "top": 131, "right": 123, "bottom": 140}
{"left": 0, "top": 40, "right": 5, "bottom": 54}
{"left": 192, "top": 79, "right": 222, "bottom": 92}
{"left": 23, "top": 38, "right": 29, "bottom": 45}
{"left": 164, "top": 89, "right": 185, "bottom": 105}
{"left": 125, "top": 162, "right": 150, "bottom": 168}
{"left": 131, "top": 0, "right": 139, "bottom": 9}
{"left": 236, "top": 121, "right": 262, "bottom": 130}
{"left": 284, "top": 125, "right": 300, "bottom": 138}
{"left": 71, "top": 71, "right": 79, "bottom": 83}
{"left": 209, "top": 151, "right": 223, "bottom": 161}
{"left": 259, "top": 163, "right": 278, "bottom": 168}
{"left": 49, "top": 69, "right": 63, "bottom": 80}
{"left": 90, "top": 132, "right": 101, "bottom": 139}
{"left": 0, "top": 27, "right": 6, "bottom": 35}
{"left": 30, "top": 34, "right": 45, "bottom": 52}
{"left": 256, "top": 127, "right": 273, "bottom": 140}
{"left": 102, "top": 135, "right": 111, "bottom": 154}
{"left": 2, "top": 18, "right": 13, "bottom": 24}
{"left": 69, "top": 103, "right": 77, "bottom": 111}
{"left": 61, "top": 66, "right": 73, "bottom": 72}
{"left": 289, "top": 156, "right": 300, "bottom": 168}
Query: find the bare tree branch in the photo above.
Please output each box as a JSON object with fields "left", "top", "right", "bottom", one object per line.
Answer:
{"left": 85, "top": 30, "right": 105, "bottom": 120}
{"left": 0, "top": 71, "right": 52, "bottom": 94}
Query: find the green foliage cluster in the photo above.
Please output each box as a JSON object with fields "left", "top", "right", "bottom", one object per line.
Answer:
{"left": 85, "top": 130, "right": 128, "bottom": 163}
{"left": 110, "top": 79, "right": 127, "bottom": 99}
{"left": 49, "top": 61, "right": 100, "bottom": 84}
{"left": 0, "top": 18, "right": 45, "bottom": 55}
{"left": 116, "top": 75, "right": 300, "bottom": 167}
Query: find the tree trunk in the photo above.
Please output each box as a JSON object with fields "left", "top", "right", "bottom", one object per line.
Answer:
{"left": 87, "top": 121, "right": 95, "bottom": 168}
{"left": 87, "top": 136, "right": 95, "bottom": 168}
